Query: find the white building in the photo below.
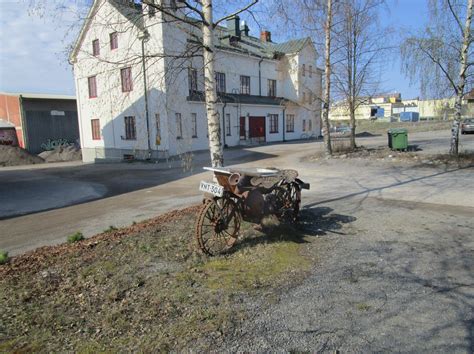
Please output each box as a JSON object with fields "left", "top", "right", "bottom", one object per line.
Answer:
{"left": 70, "top": 0, "right": 323, "bottom": 162}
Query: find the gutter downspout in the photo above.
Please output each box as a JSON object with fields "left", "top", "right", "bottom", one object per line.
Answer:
{"left": 258, "top": 57, "right": 264, "bottom": 96}
{"left": 282, "top": 104, "right": 286, "bottom": 142}
{"left": 140, "top": 30, "right": 152, "bottom": 159}
{"left": 222, "top": 101, "right": 227, "bottom": 147}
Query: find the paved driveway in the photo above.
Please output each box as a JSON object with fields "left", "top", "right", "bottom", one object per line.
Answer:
{"left": 0, "top": 130, "right": 473, "bottom": 255}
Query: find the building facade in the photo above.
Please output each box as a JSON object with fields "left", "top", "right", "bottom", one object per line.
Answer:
{"left": 330, "top": 93, "right": 474, "bottom": 122}
{"left": 70, "top": 0, "right": 323, "bottom": 162}
{"left": 0, "top": 93, "right": 79, "bottom": 153}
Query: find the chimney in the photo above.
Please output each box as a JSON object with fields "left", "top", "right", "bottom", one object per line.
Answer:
{"left": 227, "top": 15, "right": 241, "bottom": 38}
{"left": 260, "top": 30, "right": 272, "bottom": 42}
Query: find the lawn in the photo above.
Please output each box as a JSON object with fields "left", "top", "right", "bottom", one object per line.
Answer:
{"left": 0, "top": 206, "right": 321, "bottom": 352}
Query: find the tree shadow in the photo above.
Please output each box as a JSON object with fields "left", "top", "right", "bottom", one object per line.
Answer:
{"left": 229, "top": 206, "right": 357, "bottom": 253}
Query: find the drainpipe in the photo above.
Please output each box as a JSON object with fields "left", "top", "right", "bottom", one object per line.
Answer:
{"left": 222, "top": 102, "right": 227, "bottom": 147}
{"left": 258, "top": 57, "right": 264, "bottom": 96}
{"left": 140, "top": 30, "right": 152, "bottom": 158}
{"left": 282, "top": 105, "right": 286, "bottom": 142}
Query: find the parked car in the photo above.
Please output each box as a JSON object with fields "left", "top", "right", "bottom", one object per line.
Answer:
{"left": 461, "top": 118, "right": 474, "bottom": 134}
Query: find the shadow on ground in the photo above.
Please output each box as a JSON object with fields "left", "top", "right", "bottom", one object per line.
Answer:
{"left": 230, "top": 207, "right": 357, "bottom": 253}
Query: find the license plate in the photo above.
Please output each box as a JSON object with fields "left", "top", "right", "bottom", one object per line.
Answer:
{"left": 199, "top": 181, "right": 224, "bottom": 197}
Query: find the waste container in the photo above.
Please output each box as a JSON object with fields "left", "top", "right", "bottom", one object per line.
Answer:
{"left": 388, "top": 128, "right": 408, "bottom": 151}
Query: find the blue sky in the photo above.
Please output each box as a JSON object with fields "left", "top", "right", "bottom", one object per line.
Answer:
{"left": 0, "top": 0, "right": 429, "bottom": 98}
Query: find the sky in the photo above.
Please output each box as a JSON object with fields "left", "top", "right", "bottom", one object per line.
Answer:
{"left": 0, "top": 0, "right": 430, "bottom": 98}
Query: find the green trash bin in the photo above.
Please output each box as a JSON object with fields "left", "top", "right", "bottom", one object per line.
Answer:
{"left": 388, "top": 128, "right": 408, "bottom": 151}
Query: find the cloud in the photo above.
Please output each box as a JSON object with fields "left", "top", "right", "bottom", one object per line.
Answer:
{"left": 0, "top": 0, "right": 90, "bottom": 95}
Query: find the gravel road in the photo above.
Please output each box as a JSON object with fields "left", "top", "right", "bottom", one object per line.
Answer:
{"left": 222, "top": 196, "right": 474, "bottom": 352}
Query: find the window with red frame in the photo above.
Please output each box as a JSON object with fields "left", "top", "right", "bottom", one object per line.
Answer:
{"left": 88, "top": 76, "right": 97, "bottom": 98}
{"left": 121, "top": 67, "right": 133, "bottom": 92}
{"left": 91, "top": 119, "right": 101, "bottom": 140}
{"left": 110, "top": 32, "right": 118, "bottom": 50}
{"left": 92, "top": 39, "right": 100, "bottom": 56}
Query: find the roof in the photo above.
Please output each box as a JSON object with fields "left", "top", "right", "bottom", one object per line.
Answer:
{"left": 187, "top": 91, "right": 298, "bottom": 106}
{"left": 71, "top": 1, "right": 316, "bottom": 63}
{"left": 0, "top": 92, "right": 76, "bottom": 100}
{"left": 0, "top": 119, "right": 15, "bottom": 128}
{"left": 211, "top": 25, "right": 314, "bottom": 60}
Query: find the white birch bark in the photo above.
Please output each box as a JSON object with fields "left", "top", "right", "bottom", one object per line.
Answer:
{"left": 202, "top": 0, "right": 224, "bottom": 167}
{"left": 451, "top": 0, "right": 473, "bottom": 155}
{"left": 322, "top": 0, "right": 333, "bottom": 156}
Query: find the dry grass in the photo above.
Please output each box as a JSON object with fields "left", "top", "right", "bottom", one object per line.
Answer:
{"left": 0, "top": 207, "right": 319, "bottom": 352}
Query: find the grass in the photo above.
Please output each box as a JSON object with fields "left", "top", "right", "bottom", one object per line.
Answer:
{"left": 0, "top": 207, "right": 322, "bottom": 352}
{"left": 0, "top": 250, "right": 8, "bottom": 265}
{"left": 67, "top": 231, "right": 84, "bottom": 243}
{"left": 356, "top": 303, "right": 371, "bottom": 311}
{"left": 104, "top": 225, "right": 118, "bottom": 233}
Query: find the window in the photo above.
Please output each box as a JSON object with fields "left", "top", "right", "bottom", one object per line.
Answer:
{"left": 302, "top": 92, "right": 306, "bottom": 103}
{"left": 225, "top": 113, "right": 231, "bottom": 136}
{"left": 188, "top": 68, "right": 198, "bottom": 93}
{"left": 268, "top": 79, "right": 277, "bottom": 97}
{"left": 309, "top": 65, "right": 313, "bottom": 78}
{"left": 302, "top": 119, "right": 306, "bottom": 132}
{"left": 110, "top": 32, "right": 118, "bottom": 50}
{"left": 88, "top": 76, "right": 97, "bottom": 98}
{"left": 121, "top": 67, "right": 133, "bottom": 92}
{"left": 302, "top": 64, "right": 306, "bottom": 77}
{"left": 176, "top": 113, "right": 182, "bottom": 138}
{"left": 91, "top": 119, "right": 101, "bottom": 140}
{"left": 92, "top": 39, "right": 100, "bottom": 56}
{"left": 286, "top": 114, "right": 295, "bottom": 132}
{"left": 215, "top": 72, "right": 226, "bottom": 93}
{"left": 124, "top": 116, "right": 136, "bottom": 140}
{"left": 269, "top": 114, "right": 279, "bottom": 133}
{"left": 308, "top": 91, "right": 313, "bottom": 104}
{"left": 191, "top": 113, "right": 197, "bottom": 138}
{"left": 308, "top": 119, "right": 312, "bottom": 131}
{"left": 155, "top": 113, "right": 161, "bottom": 145}
{"left": 240, "top": 75, "right": 250, "bottom": 95}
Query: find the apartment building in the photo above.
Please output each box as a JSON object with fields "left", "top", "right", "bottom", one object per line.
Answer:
{"left": 70, "top": 0, "right": 323, "bottom": 162}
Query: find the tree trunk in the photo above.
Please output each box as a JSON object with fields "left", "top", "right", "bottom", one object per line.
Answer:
{"left": 322, "top": 0, "right": 333, "bottom": 156}
{"left": 202, "top": 0, "right": 224, "bottom": 167}
{"left": 349, "top": 102, "right": 356, "bottom": 149}
{"left": 450, "top": 0, "right": 473, "bottom": 155}
{"left": 350, "top": 19, "right": 357, "bottom": 151}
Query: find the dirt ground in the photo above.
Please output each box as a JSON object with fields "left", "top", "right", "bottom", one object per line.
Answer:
{"left": 0, "top": 207, "right": 323, "bottom": 352}
{"left": 1, "top": 162, "right": 473, "bottom": 351}
{"left": 0, "top": 145, "right": 44, "bottom": 167}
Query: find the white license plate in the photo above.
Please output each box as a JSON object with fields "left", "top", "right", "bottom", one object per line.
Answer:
{"left": 199, "top": 181, "right": 224, "bottom": 197}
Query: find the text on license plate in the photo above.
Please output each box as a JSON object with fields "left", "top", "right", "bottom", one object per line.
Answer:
{"left": 199, "top": 181, "right": 224, "bottom": 197}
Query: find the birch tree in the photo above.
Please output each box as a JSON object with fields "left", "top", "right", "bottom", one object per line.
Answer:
{"left": 273, "top": 0, "right": 335, "bottom": 155}
{"left": 401, "top": 0, "right": 473, "bottom": 155}
{"left": 322, "top": 0, "right": 334, "bottom": 155}
{"left": 332, "top": 0, "right": 391, "bottom": 150}
{"left": 30, "top": 0, "right": 259, "bottom": 167}
{"left": 143, "top": 0, "right": 259, "bottom": 166}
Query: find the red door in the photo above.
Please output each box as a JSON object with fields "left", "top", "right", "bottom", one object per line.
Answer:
{"left": 240, "top": 117, "right": 246, "bottom": 139}
{"left": 249, "top": 117, "right": 265, "bottom": 139}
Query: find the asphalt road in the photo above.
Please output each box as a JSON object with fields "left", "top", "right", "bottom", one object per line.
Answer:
{"left": 0, "top": 130, "right": 473, "bottom": 256}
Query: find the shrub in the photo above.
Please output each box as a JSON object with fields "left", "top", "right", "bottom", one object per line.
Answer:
{"left": 0, "top": 250, "right": 9, "bottom": 265}
{"left": 67, "top": 232, "right": 85, "bottom": 244}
